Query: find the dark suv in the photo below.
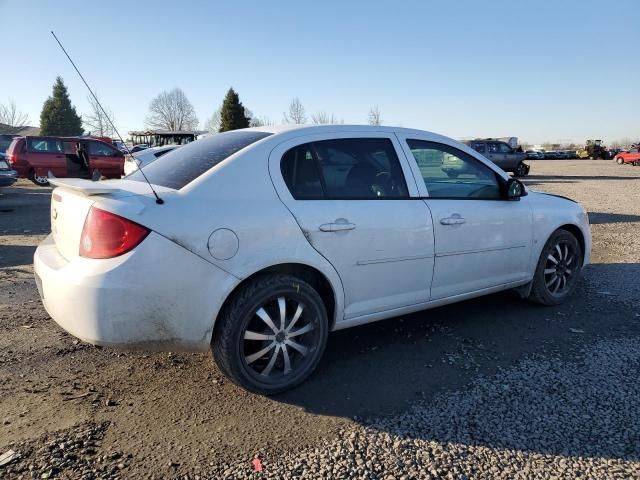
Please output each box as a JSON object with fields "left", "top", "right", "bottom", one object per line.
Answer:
{"left": 462, "top": 139, "right": 529, "bottom": 177}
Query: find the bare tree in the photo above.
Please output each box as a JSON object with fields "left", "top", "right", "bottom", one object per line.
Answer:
{"left": 204, "top": 108, "right": 221, "bottom": 133}
{"left": 283, "top": 97, "right": 306, "bottom": 124}
{"left": 83, "top": 94, "right": 116, "bottom": 137}
{"left": 368, "top": 105, "right": 382, "bottom": 125}
{"left": 146, "top": 88, "right": 199, "bottom": 131}
{"left": 0, "top": 99, "right": 29, "bottom": 130}
{"left": 250, "top": 115, "right": 275, "bottom": 127}
{"left": 311, "top": 111, "right": 342, "bottom": 124}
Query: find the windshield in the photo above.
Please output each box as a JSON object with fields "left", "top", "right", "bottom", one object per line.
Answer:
{"left": 127, "top": 130, "right": 272, "bottom": 189}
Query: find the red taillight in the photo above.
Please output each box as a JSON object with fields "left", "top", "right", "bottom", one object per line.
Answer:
{"left": 6, "top": 153, "right": 16, "bottom": 165}
{"left": 79, "top": 207, "right": 150, "bottom": 259}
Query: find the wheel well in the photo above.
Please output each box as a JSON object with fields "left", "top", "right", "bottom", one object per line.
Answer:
{"left": 215, "top": 263, "right": 337, "bottom": 334}
{"left": 558, "top": 224, "right": 586, "bottom": 265}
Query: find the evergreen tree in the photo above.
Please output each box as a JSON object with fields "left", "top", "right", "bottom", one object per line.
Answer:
{"left": 40, "top": 77, "right": 83, "bottom": 136}
{"left": 218, "top": 88, "right": 250, "bottom": 132}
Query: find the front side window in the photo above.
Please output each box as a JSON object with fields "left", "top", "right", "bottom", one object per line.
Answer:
{"left": 497, "top": 142, "right": 513, "bottom": 154}
{"left": 281, "top": 138, "right": 409, "bottom": 200}
{"left": 406, "top": 139, "right": 501, "bottom": 199}
{"left": 89, "top": 141, "right": 118, "bottom": 156}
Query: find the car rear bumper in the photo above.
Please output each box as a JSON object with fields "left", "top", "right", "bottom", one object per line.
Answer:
{"left": 34, "top": 232, "right": 237, "bottom": 351}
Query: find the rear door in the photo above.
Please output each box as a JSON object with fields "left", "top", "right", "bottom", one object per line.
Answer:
{"left": 270, "top": 132, "right": 435, "bottom": 320}
{"left": 397, "top": 135, "right": 533, "bottom": 299}
{"left": 88, "top": 141, "right": 124, "bottom": 177}
{"left": 27, "top": 138, "right": 67, "bottom": 177}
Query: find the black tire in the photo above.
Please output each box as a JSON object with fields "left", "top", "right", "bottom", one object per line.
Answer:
{"left": 30, "top": 171, "right": 49, "bottom": 187}
{"left": 212, "top": 274, "right": 328, "bottom": 395}
{"left": 529, "top": 229, "right": 582, "bottom": 306}
{"left": 445, "top": 171, "right": 459, "bottom": 179}
{"left": 514, "top": 162, "right": 529, "bottom": 177}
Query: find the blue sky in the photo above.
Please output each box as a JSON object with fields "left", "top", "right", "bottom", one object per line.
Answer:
{"left": 1, "top": 0, "right": 638, "bottom": 144}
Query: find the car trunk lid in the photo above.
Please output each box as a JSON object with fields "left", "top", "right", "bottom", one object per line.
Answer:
{"left": 49, "top": 178, "right": 173, "bottom": 261}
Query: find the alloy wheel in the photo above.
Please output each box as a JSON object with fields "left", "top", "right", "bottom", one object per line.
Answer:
{"left": 33, "top": 174, "right": 49, "bottom": 185}
{"left": 544, "top": 241, "right": 577, "bottom": 296}
{"left": 241, "top": 295, "right": 319, "bottom": 383}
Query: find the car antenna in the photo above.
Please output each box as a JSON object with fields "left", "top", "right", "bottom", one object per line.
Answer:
{"left": 50, "top": 31, "right": 164, "bottom": 205}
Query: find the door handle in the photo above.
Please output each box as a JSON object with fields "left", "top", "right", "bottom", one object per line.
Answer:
{"left": 440, "top": 215, "right": 466, "bottom": 225}
{"left": 319, "top": 219, "right": 356, "bottom": 232}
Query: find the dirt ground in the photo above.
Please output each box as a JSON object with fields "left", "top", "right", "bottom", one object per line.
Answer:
{"left": 0, "top": 160, "right": 639, "bottom": 479}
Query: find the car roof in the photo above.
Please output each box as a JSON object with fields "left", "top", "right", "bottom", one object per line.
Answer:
{"left": 241, "top": 124, "right": 461, "bottom": 144}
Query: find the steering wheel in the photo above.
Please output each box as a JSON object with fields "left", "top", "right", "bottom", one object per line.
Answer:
{"left": 371, "top": 171, "right": 393, "bottom": 197}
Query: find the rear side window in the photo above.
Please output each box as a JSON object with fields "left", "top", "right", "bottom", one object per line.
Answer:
{"left": 27, "top": 138, "right": 63, "bottom": 153}
{"left": 471, "top": 142, "right": 486, "bottom": 153}
{"left": 280, "top": 138, "right": 409, "bottom": 200}
{"left": 128, "top": 130, "right": 272, "bottom": 189}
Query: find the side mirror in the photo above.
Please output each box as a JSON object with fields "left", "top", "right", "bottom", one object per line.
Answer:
{"left": 506, "top": 178, "right": 527, "bottom": 200}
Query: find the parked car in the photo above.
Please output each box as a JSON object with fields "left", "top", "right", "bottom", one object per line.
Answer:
{"left": 5, "top": 136, "right": 125, "bottom": 186}
{"left": 556, "top": 151, "right": 569, "bottom": 159}
{"left": 129, "top": 144, "right": 150, "bottom": 154}
{"left": 0, "top": 153, "right": 18, "bottom": 187}
{"left": 526, "top": 150, "right": 544, "bottom": 160}
{"left": 35, "top": 125, "right": 591, "bottom": 394}
{"left": 464, "top": 139, "right": 529, "bottom": 176}
{"left": 545, "top": 151, "right": 559, "bottom": 159}
{"left": 124, "top": 145, "right": 179, "bottom": 176}
{"left": 0, "top": 134, "right": 19, "bottom": 154}
{"left": 614, "top": 147, "right": 640, "bottom": 166}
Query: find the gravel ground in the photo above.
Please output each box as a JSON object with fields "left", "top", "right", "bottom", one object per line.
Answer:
{"left": 211, "top": 337, "right": 640, "bottom": 479}
{"left": 1, "top": 160, "right": 639, "bottom": 479}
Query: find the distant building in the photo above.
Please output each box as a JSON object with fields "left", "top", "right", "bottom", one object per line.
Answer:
{"left": 0, "top": 123, "right": 41, "bottom": 136}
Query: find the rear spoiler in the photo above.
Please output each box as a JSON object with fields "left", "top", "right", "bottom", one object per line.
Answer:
{"left": 48, "top": 177, "right": 121, "bottom": 196}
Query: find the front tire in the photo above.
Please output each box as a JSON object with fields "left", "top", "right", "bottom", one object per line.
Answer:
{"left": 616, "top": 157, "right": 624, "bottom": 165}
{"left": 514, "top": 162, "right": 529, "bottom": 177}
{"left": 212, "top": 274, "right": 329, "bottom": 395}
{"left": 529, "top": 229, "right": 582, "bottom": 305}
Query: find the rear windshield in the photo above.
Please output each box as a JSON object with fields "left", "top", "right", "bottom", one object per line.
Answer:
{"left": 0, "top": 135, "right": 16, "bottom": 153}
{"left": 127, "top": 130, "right": 272, "bottom": 189}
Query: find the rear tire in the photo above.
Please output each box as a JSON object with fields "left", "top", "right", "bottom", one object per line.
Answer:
{"left": 529, "top": 229, "right": 582, "bottom": 306}
{"left": 212, "top": 274, "right": 328, "bottom": 395}
{"left": 30, "top": 171, "right": 49, "bottom": 187}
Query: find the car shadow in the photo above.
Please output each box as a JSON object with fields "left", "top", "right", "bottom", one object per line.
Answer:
{"left": 274, "top": 262, "right": 640, "bottom": 461}
{"left": 525, "top": 174, "right": 639, "bottom": 183}
{"left": 0, "top": 244, "right": 37, "bottom": 268}
{"left": 587, "top": 212, "right": 640, "bottom": 224}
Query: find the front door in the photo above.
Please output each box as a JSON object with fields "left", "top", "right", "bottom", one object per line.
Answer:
{"left": 398, "top": 136, "right": 533, "bottom": 299}
{"left": 88, "top": 141, "right": 122, "bottom": 177}
{"left": 270, "top": 133, "right": 435, "bottom": 319}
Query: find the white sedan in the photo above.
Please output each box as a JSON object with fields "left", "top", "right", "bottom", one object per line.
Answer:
{"left": 35, "top": 125, "right": 591, "bottom": 394}
{"left": 123, "top": 145, "right": 179, "bottom": 176}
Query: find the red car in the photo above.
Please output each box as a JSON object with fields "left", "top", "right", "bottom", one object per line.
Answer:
{"left": 614, "top": 146, "right": 640, "bottom": 166}
{"left": 5, "top": 136, "right": 125, "bottom": 186}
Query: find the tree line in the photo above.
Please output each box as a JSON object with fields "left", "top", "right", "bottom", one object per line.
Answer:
{"left": 0, "top": 78, "right": 384, "bottom": 138}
